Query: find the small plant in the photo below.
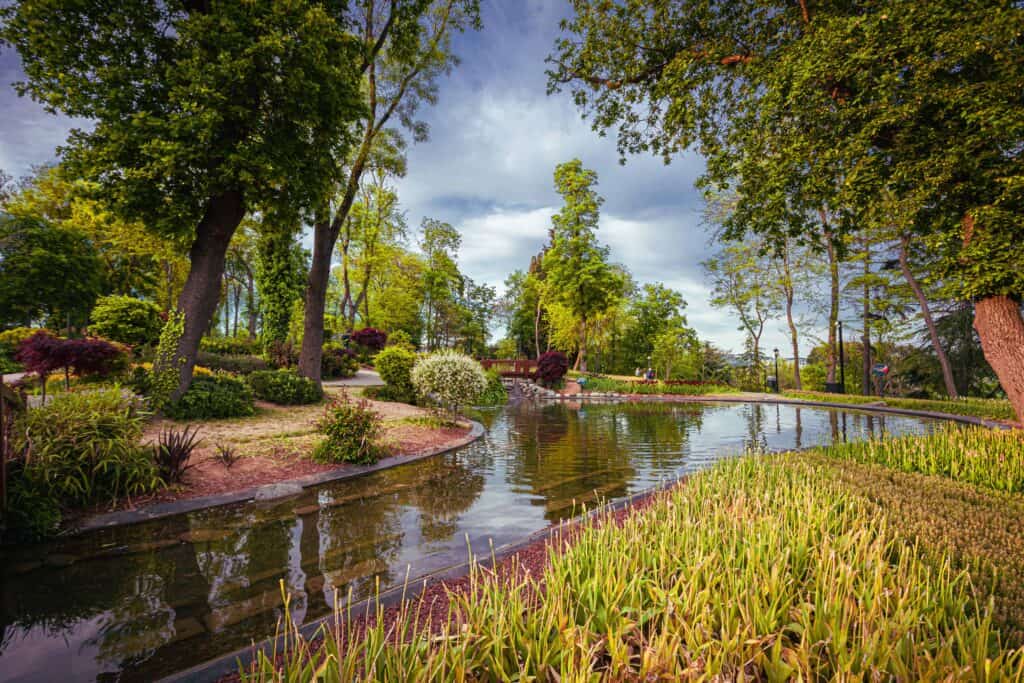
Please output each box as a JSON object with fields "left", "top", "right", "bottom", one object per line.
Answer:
{"left": 351, "top": 327, "right": 387, "bottom": 352}
{"left": 213, "top": 442, "right": 241, "bottom": 469}
{"left": 374, "top": 345, "right": 417, "bottom": 403}
{"left": 411, "top": 350, "right": 487, "bottom": 420}
{"left": 321, "top": 343, "right": 359, "bottom": 379}
{"left": 476, "top": 369, "right": 508, "bottom": 406}
{"left": 247, "top": 369, "right": 322, "bottom": 405}
{"left": 313, "top": 397, "right": 383, "bottom": 464}
{"left": 154, "top": 425, "right": 202, "bottom": 483}
{"left": 165, "top": 373, "right": 255, "bottom": 420}
{"left": 536, "top": 350, "right": 569, "bottom": 386}
{"left": 385, "top": 329, "right": 415, "bottom": 350}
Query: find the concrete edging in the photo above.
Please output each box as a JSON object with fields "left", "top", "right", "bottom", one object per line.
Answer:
{"left": 68, "top": 420, "right": 486, "bottom": 535}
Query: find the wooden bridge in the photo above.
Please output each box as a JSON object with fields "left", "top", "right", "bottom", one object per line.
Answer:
{"left": 480, "top": 359, "right": 537, "bottom": 378}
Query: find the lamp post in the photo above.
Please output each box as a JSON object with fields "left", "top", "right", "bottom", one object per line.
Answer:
{"left": 773, "top": 348, "right": 780, "bottom": 393}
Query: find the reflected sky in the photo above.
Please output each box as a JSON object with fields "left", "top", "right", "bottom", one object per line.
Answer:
{"left": 0, "top": 401, "right": 938, "bottom": 682}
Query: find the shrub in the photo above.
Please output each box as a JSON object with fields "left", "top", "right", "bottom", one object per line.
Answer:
{"left": 374, "top": 345, "right": 417, "bottom": 403}
{"left": 15, "top": 331, "right": 128, "bottom": 400}
{"left": 322, "top": 343, "right": 359, "bottom": 379}
{"left": 386, "top": 329, "right": 415, "bottom": 350}
{"left": 477, "top": 369, "right": 508, "bottom": 406}
{"left": 89, "top": 295, "right": 163, "bottom": 348}
{"left": 411, "top": 350, "right": 487, "bottom": 418}
{"left": 197, "top": 350, "right": 268, "bottom": 375}
{"left": 10, "top": 389, "right": 159, "bottom": 510}
{"left": 0, "top": 326, "right": 36, "bottom": 373}
{"left": 165, "top": 374, "right": 255, "bottom": 420}
{"left": 351, "top": 327, "right": 387, "bottom": 352}
{"left": 313, "top": 397, "right": 383, "bottom": 464}
{"left": 154, "top": 425, "right": 202, "bottom": 483}
{"left": 200, "top": 336, "right": 259, "bottom": 356}
{"left": 247, "top": 369, "right": 322, "bottom": 405}
{"left": 536, "top": 351, "right": 569, "bottom": 386}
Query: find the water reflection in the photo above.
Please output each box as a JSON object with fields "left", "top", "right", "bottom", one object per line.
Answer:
{"left": 0, "top": 401, "right": 938, "bottom": 682}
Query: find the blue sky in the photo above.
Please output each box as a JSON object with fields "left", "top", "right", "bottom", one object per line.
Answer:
{"left": 0, "top": 0, "right": 804, "bottom": 356}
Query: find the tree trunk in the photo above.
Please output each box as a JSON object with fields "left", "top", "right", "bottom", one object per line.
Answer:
{"left": 533, "top": 297, "right": 542, "bottom": 359}
{"left": 169, "top": 191, "right": 246, "bottom": 402}
{"left": 898, "top": 235, "right": 958, "bottom": 398}
{"left": 974, "top": 295, "right": 1024, "bottom": 424}
{"left": 578, "top": 319, "right": 588, "bottom": 373}
{"left": 861, "top": 244, "right": 872, "bottom": 395}
{"left": 782, "top": 247, "right": 802, "bottom": 390}
{"left": 297, "top": 217, "right": 335, "bottom": 386}
{"left": 824, "top": 226, "right": 840, "bottom": 385}
{"left": 246, "top": 270, "right": 257, "bottom": 338}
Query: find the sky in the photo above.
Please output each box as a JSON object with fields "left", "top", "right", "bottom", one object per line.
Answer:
{"left": 0, "top": 0, "right": 804, "bottom": 357}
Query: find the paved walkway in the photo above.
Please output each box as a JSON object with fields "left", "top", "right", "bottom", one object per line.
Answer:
{"left": 323, "top": 368, "right": 383, "bottom": 387}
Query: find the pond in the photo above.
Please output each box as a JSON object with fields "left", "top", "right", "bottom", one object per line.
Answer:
{"left": 0, "top": 401, "right": 941, "bottom": 682}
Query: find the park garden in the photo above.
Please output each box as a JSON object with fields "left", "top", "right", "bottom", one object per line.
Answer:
{"left": 0, "top": 0, "right": 1023, "bottom": 680}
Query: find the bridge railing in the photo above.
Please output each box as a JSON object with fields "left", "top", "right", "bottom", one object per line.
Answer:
{"left": 480, "top": 359, "right": 537, "bottom": 378}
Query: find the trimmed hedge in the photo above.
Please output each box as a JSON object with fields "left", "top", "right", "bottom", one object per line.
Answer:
{"left": 166, "top": 374, "right": 255, "bottom": 420}
{"left": 247, "top": 369, "right": 322, "bottom": 405}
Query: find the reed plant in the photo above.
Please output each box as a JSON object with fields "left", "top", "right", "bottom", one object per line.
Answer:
{"left": 240, "top": 453, "right": 1024, "bottom": 680}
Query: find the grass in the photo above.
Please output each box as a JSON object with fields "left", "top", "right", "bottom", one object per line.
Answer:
{"left": 782, "top": 389, "right": 1018, "bottom": 422}
{"left": 240, "top": 426, "right": 1024, "bottom": 681}
{"left": 578, "top": 375, "right": 737, "bottom": 396}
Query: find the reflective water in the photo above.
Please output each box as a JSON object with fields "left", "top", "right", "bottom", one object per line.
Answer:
{"left": 0, "top": 401, "right": 939, "bottom": 682}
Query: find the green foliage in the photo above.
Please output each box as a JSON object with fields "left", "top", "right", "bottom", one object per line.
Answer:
{"left": 200, "top": 336, "right": 259, "bottom": 356}
{"left": 165, "top": 374, "right": 254, "bottom": 420}
{"left": 247, "top": 369, "right": 322, "bottom": 406}
{"left": 411, "top": 350, "right": 487, "bottom": 418}
{"left": 89, "top": 295, "right": 163, "bottom": 348}
{"left": 312, "top": 398, "right": 383, "bottom": 465}
{"left": 196, "top": 351, "right": 268, "bottom": 375}
{"left": 149, "top": 310, "right": 185, "bottom": 412}
{"left": 10, "top": 389, "right": 159, "bottom": 510}
{"left": 4, "top": 462, "right": 62, "bottom": 541}
{"left": 782, "top": 390, "right": 1018, "bottom": 424}
{"left": 153, "top": 425, "right": 201, "bottom": 484}
{"left": 0, "top": 213, "right": 104, "bottom": 328}
{"left": 255, "top": 222, "right": 307, "bottom": 357}
{"left": 0, "top": 326, "right": 36, "bottom": 373}
{"left": 476, "top": 370, "right": 508, "bottom": 406}
{"left": 374, "top": 345, "right": 418, "bottom": 403}
{"left": 580, "top": 376, "right": 735, "bottom": 396}
{"left": 386, "top": 329, "right": 415, "bottom": 351}
{"left": 321, "top": 343, "right": 359, "bottom": 379}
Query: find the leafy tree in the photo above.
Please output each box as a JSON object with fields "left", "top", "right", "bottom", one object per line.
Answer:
{"left": 652, "top": 322, "right": 698, "bottom": 381}
{"left": 420, "top": 218, "right": 463, "bottom": 350}
{"left": 255, "top": 219, "right": 307, "bottom": 363}
{"left": 0, "top": 214, "right": 103, "bottom": 329}
{"left": 621, "top": 282, "right": 688, "bottom": 371}
{"left": 542, "top": 160, "right": 624, "bottom": 372}
{"left": 2, "top": 1, "right": 366, "bottom": 401}
{"left": 298, "top": 0, "right": 481, "bottom": 385}
{"left": 548, "top": 0, "right": 1024, "bottom": 421}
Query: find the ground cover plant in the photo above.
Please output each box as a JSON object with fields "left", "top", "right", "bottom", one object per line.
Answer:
{"left": 241, "top": 428, "right": 1024, "bottom": 680}
{"left": 783, "top": 390, "right": 1017, "bottom": 423}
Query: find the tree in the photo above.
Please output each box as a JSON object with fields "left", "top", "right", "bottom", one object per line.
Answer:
{"left": 622, "top": 283, "right": 688, "bottom": 370}
{"left": 298, "top": 0, "right": 481, "bottom": 386}
{"left": 254, "top": 219, "right": 307, "bottom": 363}
{"left": 2, "top": 1, "right": 366, "bottom": 401}
{"left": 420, "top": 218, "right": 463, "bottom": 350}
{"left": 549, "top": 0, "right": 1024, "bottom": 421}
{"left": 542, "top": 160, "right": 623, "bottom": 372}
{"left": 0, "top": 214, "right": 103, "bottom": 329}
{"left": 652, "top": 322, "right": 698, "bottom": 381}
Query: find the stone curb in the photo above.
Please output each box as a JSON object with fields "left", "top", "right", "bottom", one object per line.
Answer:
{"left": 66, "top": 420, "right": 486, "bottom": 535}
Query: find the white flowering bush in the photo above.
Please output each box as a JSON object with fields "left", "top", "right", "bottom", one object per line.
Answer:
{"left": 411, "top": 350, "right": 487, "bottom": 420}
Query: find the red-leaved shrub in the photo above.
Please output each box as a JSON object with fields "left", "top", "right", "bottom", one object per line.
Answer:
{"left": 351, "top": 327, "right": 388, "bottom": 352}
{"left": 16, "top": 331, "right": 128, "bottom": 401}
{"left": 536, "top": 351, "right": 569, "bottom": 386}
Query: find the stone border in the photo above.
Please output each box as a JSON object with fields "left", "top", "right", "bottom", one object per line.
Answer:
{"left": 68, "top": 420, "right": 485, "bottom": 535}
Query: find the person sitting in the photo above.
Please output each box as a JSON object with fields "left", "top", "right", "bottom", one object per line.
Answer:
{"left": 645, "top": 368, "right": 655, "bottom": 381}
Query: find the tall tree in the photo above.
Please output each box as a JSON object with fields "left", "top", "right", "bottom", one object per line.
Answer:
{"left": 2, "top": 1, "right": 365, "bottom": 400}
{"left": 549, "top": 0, "right": 1024, "bottom": 421}
{"left": 420, "top": 218, "right": 462, "bottom": 350}
{"left": 298, "top": 0, "right": 480, "bottom": 385}
{"left": 542, "top": 160, "right": 623, "bottom": 373}
{"left": 254, "top": 219, "right": 307, "bottom": 362}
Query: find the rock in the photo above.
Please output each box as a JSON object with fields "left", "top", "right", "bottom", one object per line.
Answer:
{"left": 253, "top": 482, "right": 304, "bottom": 502}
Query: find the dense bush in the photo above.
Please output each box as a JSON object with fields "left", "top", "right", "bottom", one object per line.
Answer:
{"left": 89, "top": 295, "right": 163, "bottom": 348}
{"left": 322, "top": 343, "right": 359, "bottom": 379}
{"left": 200, "top": 336, "right": 259, "bottom": 356}
{"left": 247, "top": 369, "right": 322, "bottom": 405}
{"left": 10, "top": 389, "right": 159, "bottom": 519}
{"left": 411, "top": 350, "right": 487, "bottom": 418}
{"left": 313, "top": 398, "right": 383, "bottom": 464}
{"left": 165, "top": 374, "right": 255, "bottom": 420}
{"left": 351, "top": 327, "right": 387, "bottom": 352}
{"left": 536, "top": 351, "right": 569, "bottom": 386}
{"left": 196, "top": 350, "right": 268, "bottom": 375}
{"left": 0, "top": 326, "right": 36, "bottom": 373}
{"left": 477, "top": 369, "right": 508, "bottom": 406}
{"left": 386, "top": 329, "right": 415, "bottom": 350}
{"left": 374, "top": 345, "right": 417, "bottom": 403}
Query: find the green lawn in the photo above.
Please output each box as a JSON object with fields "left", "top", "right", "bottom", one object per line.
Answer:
{"left": 782, "top": 389, "right": 1018, "bottom": 422}
{"left": 242, "top": 426, "right": 1024, "bottom": 680}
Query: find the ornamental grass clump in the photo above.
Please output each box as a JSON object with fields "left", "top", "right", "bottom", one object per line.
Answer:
{"left": 411, "top": 350, "right": 487, "bottom": 421}
{"left": 241, "top": 454, "right": 1024, "bottom": 681}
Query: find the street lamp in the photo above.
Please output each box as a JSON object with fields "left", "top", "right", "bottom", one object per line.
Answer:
{"left": 773, "top": 348, "right": 780, "bottom": 393}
